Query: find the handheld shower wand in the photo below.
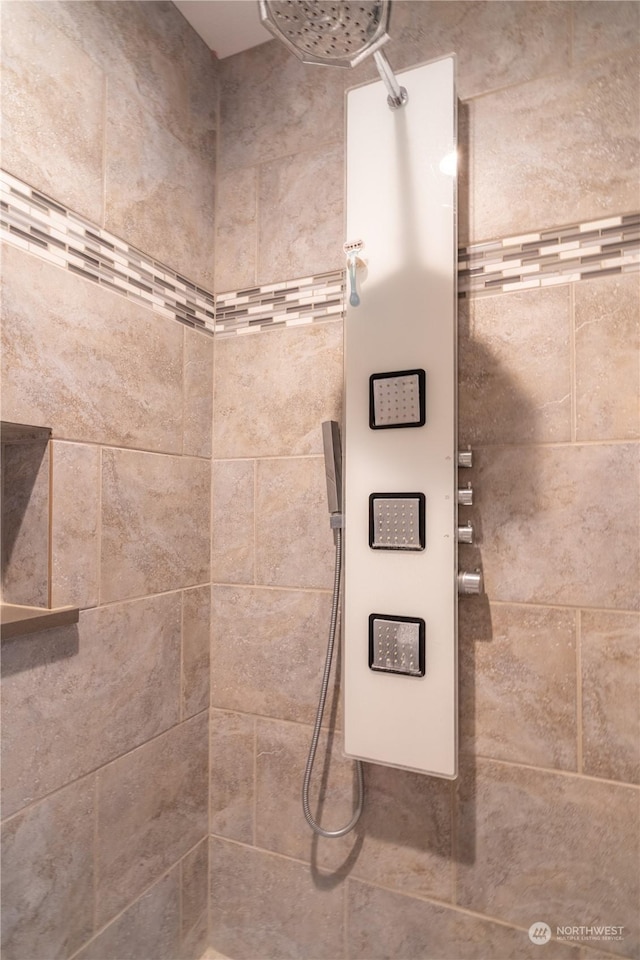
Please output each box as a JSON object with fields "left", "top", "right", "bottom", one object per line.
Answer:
{"left": 301, "top": 422, "right": 364, "bottom": 838}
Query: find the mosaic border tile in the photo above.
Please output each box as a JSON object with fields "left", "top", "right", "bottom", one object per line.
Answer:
{"left": 214, "top": 271, "right": 345, "bottom": 336}
{"left": 458, "top": 214, "right": 640, "bottom": 297}
{"left": 2, "top": 170, "right": 638, "bottom": 338}
{"left": 0, "top": 170, "right": 215, "bottom": 335}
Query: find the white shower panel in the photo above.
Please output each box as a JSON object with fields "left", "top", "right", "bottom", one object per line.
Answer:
{"left": 343, "top": 56, "right": 457, "bottom": 778}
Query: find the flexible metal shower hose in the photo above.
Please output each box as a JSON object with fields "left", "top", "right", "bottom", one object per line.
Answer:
{"left": 302, "top": 527, "right": 365, "bottom": 838}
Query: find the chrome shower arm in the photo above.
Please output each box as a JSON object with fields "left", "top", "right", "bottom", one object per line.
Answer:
{"left": 373, "top": 50, "right": 408, "bottom": 109}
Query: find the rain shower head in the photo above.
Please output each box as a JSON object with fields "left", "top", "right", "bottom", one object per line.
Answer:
{"left": 258, "top": 0, "right": 391, "bottom": 68}
{"left": 258, "top": 0, "right": 408, "bottom": 108}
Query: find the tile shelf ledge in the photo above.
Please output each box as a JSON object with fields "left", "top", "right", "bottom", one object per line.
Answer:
{"left": 1, "top": 602, "right": 79, "bottom": 641}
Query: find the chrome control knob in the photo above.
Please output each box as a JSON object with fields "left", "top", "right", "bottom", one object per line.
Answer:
{"left": 458, "top": 448, "right": 473, "bottom": 468}
{"left": 457, "top": 483, "right": 473, "bottom": 506}
{"left": 457, "top": 522, "right": 474, "bottom": 544}
{"left": 458, "top": 570, "right": 483, "bottom": 595}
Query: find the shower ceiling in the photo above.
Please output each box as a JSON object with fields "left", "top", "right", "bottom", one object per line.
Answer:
{"left": 174, "top": 0, "right": 272, "bottom": 58}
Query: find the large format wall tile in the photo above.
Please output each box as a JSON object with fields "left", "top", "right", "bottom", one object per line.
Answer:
{"left": 469, "top": 48, "right": 640, "bottom": 242}
{"left": 572, "top": 1, "right": 640, "bottom": 64}
{"left": 210, "top": 709, "right": 255, "bottom": 844}
{"left": 183, "top": 328, "right": 214, "bottom": 459}
{"left": 209, "top": 837, "right": 345, "bottom": 960}
{"left": 50, "top": 441, "right": 99, "bottom": 610}
{"left": 76, "top": 868, "right": 181, "bottom": 960}
{"left": 581, "top": 610, "right": 640, "bottom": 785}
{"left": 0, "top": 245, "right": 184, "bottom": 453}
{"left": 347, "top": 879, "right": 581, "bottom": 960}
{"left": 218, "top": 39, "right": 345, "bottom": 174}
{"left": 391, "top": 0, "right": 571, "bottom": 102}
{"left": 1, "top": 594, "right": 181, "bottom": 819}
{"left": 458, "top": 287, "right": 572, "bottom": 445}
{"left": 0, "top": 2, "right": 104, "bottom": 223}
{"left": 213, "top": 321, "right": 343, "bottom": 459}
{"left": 1, "top": 775, "right": 95, "bottom": 960}
{"left": 470, "top": 443, "right": 639, "bottom": 610}
{"left": 255, "top": 719, "right": 453, "bottom": 902}
{"left": 256, "top": 458, "right": 335, "bottom": 590}
{"left": 255, "top": 717, "right": 358, "bottom": 870}
{"left": 104, "top": 78, "right": 216, "bottom": 290}
{"left": 355, "top": 763, "right": 453, "bottom": 903}
{"left": 100, "top": 448, "right": 210, "bottom": 603}
{"left": 459, "top": 602, "right": 577, "bottom": 770}
{"left": 215, "top": 167, "right": 258, "bottom": 292}
{"left": 212, "top": 460, "right": 255, "bottom": 584}
{"left": 575, "top": 274, "right": 640, "bottom": 442}
{"left": 211, "top": 585, "right": 334, "bottom": 724}
{"left": 258, "top": 142, "right": 344, "bottom": 284}
{"left": 182, "top": 585, "right": 211, "bottom": 719}
{"left": 22, "top": 0, "right": 218, "bottom": 285}
{"left": 34, "top": 0, "right": 217, "bottom": 158}
{"left": 96, "top": 712, "right": 208, "bottom": 926}
{"left": 456, "top": 760, "right": 640, "bottom": 958}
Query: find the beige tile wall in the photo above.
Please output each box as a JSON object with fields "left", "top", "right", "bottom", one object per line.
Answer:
{"left": 2, "top": 1, "right": 638, "bottom": 958}
{"left": 210, "top": 3, "right": 640, "bottom": 959}
{"left": 0, "top": 3, "right": 215, "bottom": 959}
{"left": 1, "top": 0, "right": 217, "bottom": 288}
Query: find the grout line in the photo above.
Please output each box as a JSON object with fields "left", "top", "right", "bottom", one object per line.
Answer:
{"left": 343, "top": 874, "right": 349, "bottom": 960}
{"left": 179, "top": 591, "right": 185, "bottom": 723}
{"left": 450, "top": 777, "right": 458, "bottom": 906}
{"left": 576, "top": 609, "right": 584, "bottom": 775}
{"left": 179, "top": 851, "right": 185, "bottom": 948}
{"left": 211, "top": 707, "right": 343, "bottom": 737}
{"left": 93, "top": 772, "right": 100, "bottom": 935}
{"left": 181, "top": 326, "right": 187, "bottom": 457}
{"left": 214, "top": 460, "right": 216, "bottom": 592}
{"left": 207, "top": 706, "right": 213, "bottom": 851}
{"left": 252, "top": 459, "right": 258, "bottom": 587}
{"left": 458, "top": 437, "right": 640, "bottom": 451}
{"left": 69, "top": 836, "right": 207, "bottom": 960}
{"left": 208, "top": 831, "right": 616, "bottom": 954}
{"left": 568, "top": 1, "right": 575, "bottom": 70}
{"left": 1, "top": 709, "right": 210, "bottom": 827}
{"left": 570, "top": 281, "right": 577, "bottom": 442}
{"left": 97, "top": 446, "right": 103, "bottom": 607}
{"left": 213, "top": 453, "right": 328, "bottom": 463}
{"left": 252, "top": 716, "right": 258, "bottom": 847}
{"left": 212, "top": 580, "right": 333, "bottom": 596}
{"left": 478, "top": 597, "right": 640, "bottom": 616}
{"left": 47, "top": 439, "right": 54, "bottom": 608}
{"left": 466, "top": 754, "right": 640, "bottom": 789}
{"left": 209, "top": 710, "right": 639, "bottom": 786}
{"left": 101, "top": 74, "right": 108, "bottom": 229}
{"left": 21, "top": 435, "right": 212, "bottom": 461}
{"left": 252, "top": 164, "right": 260, "bottom": 288}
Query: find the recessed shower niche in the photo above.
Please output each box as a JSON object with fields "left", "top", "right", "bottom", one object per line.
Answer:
{"left": 0, "top": 421, "right": 78, "bottom": 640}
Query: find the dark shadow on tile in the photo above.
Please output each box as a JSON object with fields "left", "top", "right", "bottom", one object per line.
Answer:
{"left": 1, "top": 623, "right": 79, "bottom": 677}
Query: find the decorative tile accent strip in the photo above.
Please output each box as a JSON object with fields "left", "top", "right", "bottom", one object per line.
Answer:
{"left": 214, "top": 271, "right": 345, "bottom": 337}
{"left": 3, "top": 170, "right": 637, "bottom": 337}
{"left": 458, "top": 214, "right": 640, "bottom": 297}
{"left": 0, "top": 169, "right": 215, "bottom": 335}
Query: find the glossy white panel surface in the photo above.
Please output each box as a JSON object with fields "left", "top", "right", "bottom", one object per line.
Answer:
{"left": 344, "top": 56, "right": 457, "bottom": 777}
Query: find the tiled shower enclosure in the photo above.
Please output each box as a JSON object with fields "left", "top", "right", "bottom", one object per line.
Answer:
{"left": 1, "top": 2, "right": 639, "bottom": 960}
